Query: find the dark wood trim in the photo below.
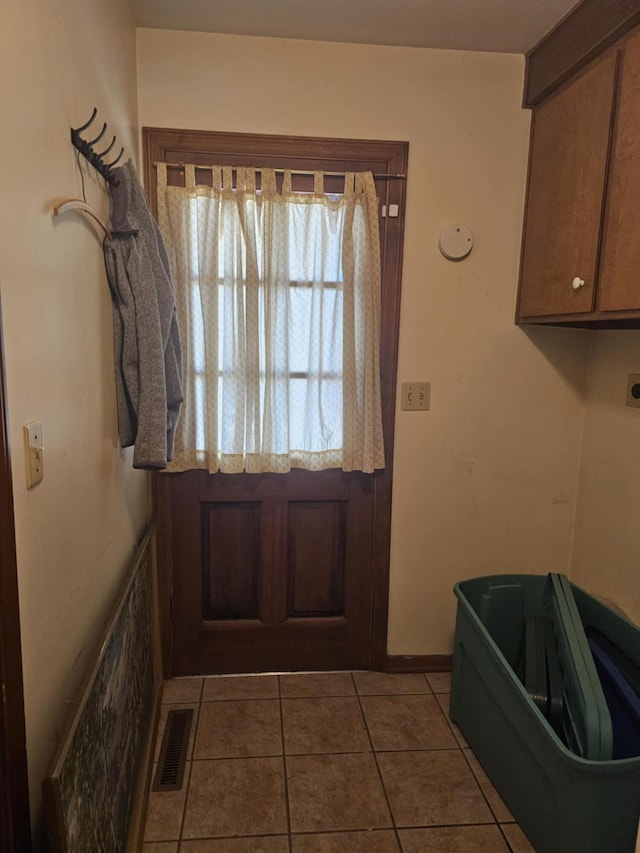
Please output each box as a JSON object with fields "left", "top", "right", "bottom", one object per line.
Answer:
{"left": 384, "top": 655, "right": 452, "bottom": 673}
{"left": 152, "top": 472, "right": 174, "bottom": 676}
{"left": 518, "top": 315, "right": 640, "bottom": 328}
{"left": 144, "top": 128, "right": 408, "bottom": 676}
{"left": 0, "top": 296, "right": 32, "bottom": 853}
{"left": 524, "top": 0, "right": 640, "bottom": 106}
{"left": 514, "top": 100, "right": 539, "bottom": 324}
{"left": 369, "top": 140, "right": 408, "bottom": 671}
{"left": 143, "top": 127, "right": 408, "bottom": 216}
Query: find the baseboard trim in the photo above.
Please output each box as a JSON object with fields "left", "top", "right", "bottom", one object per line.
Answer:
{"left": 384, "top": 654, "right": 452, "bottom": 673}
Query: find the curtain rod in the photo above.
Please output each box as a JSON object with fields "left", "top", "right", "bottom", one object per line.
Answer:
{"left": 154, "top": 162, "right": 405, "bottom": 180}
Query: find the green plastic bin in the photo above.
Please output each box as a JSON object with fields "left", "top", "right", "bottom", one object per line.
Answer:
{"left": 451, "top": 574, "right": 640, "bottom": 853}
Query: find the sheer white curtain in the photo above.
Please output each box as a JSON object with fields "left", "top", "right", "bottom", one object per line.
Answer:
{"left": 156, "top": 163, "right": 384, "bottom": 474}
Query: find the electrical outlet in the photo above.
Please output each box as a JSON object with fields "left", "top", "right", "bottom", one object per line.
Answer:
{"left": 401, "top": 381, "right": 430, "bottom": 411}
{"left": 626, "top": 374, "right": 640, "bottom": 409}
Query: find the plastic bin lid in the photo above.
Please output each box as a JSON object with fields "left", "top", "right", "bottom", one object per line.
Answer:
{"left": 545, "top": 574, "right": 613, "bottom": 761}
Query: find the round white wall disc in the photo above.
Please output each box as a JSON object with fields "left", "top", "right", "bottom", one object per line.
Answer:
{"left": 439, "top": 225, "right": 473, "bottom": 260}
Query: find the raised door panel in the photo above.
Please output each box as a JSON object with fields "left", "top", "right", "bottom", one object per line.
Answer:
{"left": 202, "top": 503, "right": 261, "bottom": 620}
{"left": 287, "top": 501, "right": 346, "bottom": 617}
{"left": 518, "top": 51, "right": 618, "bottom": 320}
{"left": 598, "top": 29, "right": 640, "bottom": 312}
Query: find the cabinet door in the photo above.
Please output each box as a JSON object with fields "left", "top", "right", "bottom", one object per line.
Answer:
{"left": 598, "top": 30, "right": 640, "bottom": 312}
{"left": 518, "top": 52, "right": 618, "bottom": 319}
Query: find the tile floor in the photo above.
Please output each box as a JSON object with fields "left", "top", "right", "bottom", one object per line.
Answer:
{"left": 142, "top": 671, "right": 535, "bottom": 852}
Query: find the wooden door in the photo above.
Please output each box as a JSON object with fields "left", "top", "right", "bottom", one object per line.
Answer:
{"left": 517, "top": 50, "right": 618, "bottom": 320}
{"left": 146, "top": 130, "right": 408, "bottom": 676}
{"left": 0, "top": 297, "right": 32, "bottom": 852}
{"left": 598, "top": 29, "right": 640, "bottom": 312}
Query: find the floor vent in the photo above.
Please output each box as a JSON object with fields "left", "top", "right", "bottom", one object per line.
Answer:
{"left": 152, "top": 708, "right": 193, "bottom": 792}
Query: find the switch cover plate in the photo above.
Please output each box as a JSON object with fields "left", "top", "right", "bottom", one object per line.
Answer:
{"left": 401, "top": 382, "right": 430, "bottom": 411}
{"left": 24, "top": 420, "right": 43, "bottom": 488}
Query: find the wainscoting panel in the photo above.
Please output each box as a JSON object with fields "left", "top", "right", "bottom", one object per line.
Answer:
{"left": 43, "top": 524, "right": 156, "bottom": 853}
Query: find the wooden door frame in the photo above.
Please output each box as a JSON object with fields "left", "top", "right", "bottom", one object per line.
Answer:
{"left": 0, "top": 295, "right": 32, "bottom": 852}
{"left": 145, "top": 128, "right": 408, "bottom": 675}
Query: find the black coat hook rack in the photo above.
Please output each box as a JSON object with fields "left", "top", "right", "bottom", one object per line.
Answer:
{"left": 70, "top": 108, "right": 124, "bottom": 187}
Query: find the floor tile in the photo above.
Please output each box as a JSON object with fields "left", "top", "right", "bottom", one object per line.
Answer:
{"left": 435, "top": 693, "right": 468, "bottom": 747}
{"left": 399, "top": 825, "right": 510, "bottom": 852}
{"left": 154, "top": 702, "right": 200, "bottom": 763}
{"left": 464, "top": 749, "right": 514, "bottom": 822}
{"left": 143, "top": 670, "right": 533, "bottom": 851}
{"left": 377, "top": 750, "right": 493, "bottom": 827}
{"left": 353, "top": 672, "right": 428, "bottom": 695}
{"left": 162, "top": 678, "right": 203, "bottom": 704}
{"left": 182, "top": 757, "right": 288, "bottom": 838}
{"left": 283, "top": 697, "right": 370, "bottom": 754}
{"left": 143, "top": 764, "right": 190, "bottom": 842}
{"left": 360, "top": 694, "right": 457, "bottom": 751}
{"left": 279, "top": 672, "right": 355, "bottom": 697}
{"left": 194, "top": 699, "right": 282, "bottom": 759}
{"left": 181, "top": 838, "right": 289, "bottom": 852}
{"left": 500, "top": 823, "right": 537, "bottom": 852}
{"left": 291, "top": 830, "right": 400, "bottom": 851}
{"left": 425, "top": 672, "right": 451, "bottom": 693}
{"left": 287, "top": 752, "right": 391, "bottom": 833}
{"left": 202, "top": 675, "right": 279, "bottom": 701}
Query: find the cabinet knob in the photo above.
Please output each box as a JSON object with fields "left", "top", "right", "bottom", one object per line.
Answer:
{"left": 572, "top": 276, "right": 585, "bottom": 290}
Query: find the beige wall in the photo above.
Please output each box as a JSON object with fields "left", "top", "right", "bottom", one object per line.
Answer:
{"left": 0, "top": 0, "right": 146, "bottom": 844}
{"left": 137, "top": 29, "right": 591, "bottom": 655}
{"left": 571, "top": 331, "right": 640, "bottom": 626}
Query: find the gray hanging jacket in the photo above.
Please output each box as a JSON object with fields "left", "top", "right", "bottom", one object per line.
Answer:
{"left": 103, "top": 160, "right": 183, "bottom": 469}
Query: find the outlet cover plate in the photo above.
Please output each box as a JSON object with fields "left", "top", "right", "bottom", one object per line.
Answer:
{"left": 626, "top": 374, "right": 640, "bottom": 408}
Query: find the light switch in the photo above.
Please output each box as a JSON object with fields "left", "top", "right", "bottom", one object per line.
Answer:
{"left": 24, "top": 420, "right": 44, "bottom": 488}
{"left": 401, "top": 382, "right": 430, "bottom": 411}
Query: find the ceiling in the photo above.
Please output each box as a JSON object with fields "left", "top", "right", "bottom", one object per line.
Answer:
{"left": 130, "top": 0, "right": 580, "bottom": 54}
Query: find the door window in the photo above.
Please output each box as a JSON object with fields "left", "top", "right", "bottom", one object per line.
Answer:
{"left": 157, "top": 165, "right": 384, "bottom": 474}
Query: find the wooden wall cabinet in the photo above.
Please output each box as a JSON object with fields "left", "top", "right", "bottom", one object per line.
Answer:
{"left": 517, "top": 28, "right": 640, "bottom": 327}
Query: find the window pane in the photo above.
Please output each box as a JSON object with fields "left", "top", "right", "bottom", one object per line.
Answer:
{"left": 288, "top": 285, "right": 342, "bottom": 376}
{"left": 189, "top": 189, "right": 351, "bottom": 460}
{"left": 288, "top": 377, "right": 342, "bottom": 451}
{"left": 286, "top": 202, "right": 345, "bottom": 283}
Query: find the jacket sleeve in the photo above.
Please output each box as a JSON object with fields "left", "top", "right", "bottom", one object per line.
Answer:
{"left": 102, "top": 237, "right": 138, "bottom": 448}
